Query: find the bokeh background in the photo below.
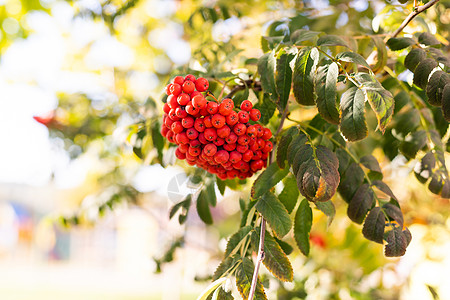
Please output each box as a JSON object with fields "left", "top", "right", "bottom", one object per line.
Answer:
{"left": 0, "top": 0, "right": 449, "bottom": 299}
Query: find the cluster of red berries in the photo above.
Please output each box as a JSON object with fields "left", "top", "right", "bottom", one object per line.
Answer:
{"left": 160, "top": 75, "right": 273, "bottom": 180}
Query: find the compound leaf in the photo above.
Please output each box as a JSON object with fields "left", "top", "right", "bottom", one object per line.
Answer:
{"left": 255, "top": 192, "right": 292, "bottom": 238}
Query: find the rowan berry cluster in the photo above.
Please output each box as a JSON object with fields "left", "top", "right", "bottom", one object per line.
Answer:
{"left": 161, "top": 75, "right": 273, "bottom": 180}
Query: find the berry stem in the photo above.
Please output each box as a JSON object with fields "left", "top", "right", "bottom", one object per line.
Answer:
{"left": 206, "top": 91, "right": 219, "bottom": 102}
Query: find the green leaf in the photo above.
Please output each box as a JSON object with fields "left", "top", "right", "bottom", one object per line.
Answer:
{"left": 362, "top": 207, "right": 385, "bottom": 244}
{"left": 151, "top": 120, "right": 165, "bottom": 163}
{"left": 293, "top": 47, "right": 320, "bottom": 106}
{"left": 275, "top": 49, "right": 295, "bottom": 111}
{"left": 371, "top": 36, "right": 388, "bottom": 73}
{"left": 315, "top": 200, "right": 336, "bottom": 226}
{"left": 393, "top": 108, "right": 421, "bottom": 138}
{"left": 197, "top": 277, "right": 228, "bottom": 300}
{"left": 216, "top": 178, "right": 226, "bottom": 196}
{"left": 360, "top": 155, "right": 382, "bottom": 173}
{"left": 291, "top": 29, "right": 321, "bottom": 44}
{"left": 336, "top": 51, "right": 371, "bottom": 69}
{"left": 339, "top": 162, "right": 365, "bottom": 204}
{"left": 206, "top": 181, "right": 217, "bottom": 207}
{"left": 255, "top": 192, "right": 292, "bottom": 238}
{"left": 340, "top": 87, "right": 368, "bottom": 141}
{"left": 254, "top": 93, "right": 277, "bottom": 125}
{"left": 413, "top": 58, "right": 438, "bottom": 89}
{"left": 386, "top": 37, "right": 416, "bottom": 51}
{"left": 169, "top": 195, "right": 192, "bottom": 219}
{"left": 383, "top": 203, "right": 404, "bottom": 228}
{"left": 278, "top": 174, "right": 299, "bottom": 214}
{"left": 276, "top": 126, "right": 299, "bottom": 169}
{"left": 258, "top": 52, "right": 278, "bottom": 100}
{"left": 347, "top": 184, "right": 375, "bottom": 224}
{"left": 294, "top": 198, "right": 313, "bottom": 256}
{"left": 427, "top": 71, "right": 450, "bottom": 107}
{"left": 427, "top": 47, "right": 450, "bottom": 68}
{"left": 399, "top": 130, "right": 428, "bottom": 159}
{"left": 235, "top": 257, "right": 267, "bottom": 300}
{"left": 216, "top": 288, "right": 233, "bottom": 300}
{"left": 414, "top": 151, "right": 435, "bottom": 183}
{"left": 418, "top": 32, "right": 440, "bottom": 46}
{"left": 252, "top": 162, "right": 290, "bottom": 199}
{"left": 225, "top": 226, "right": 252, "bottom": 257}
{"left": 372, "top": 180, "right": 398, "bottom": 201}
{"left": 384, "top": 227, "right": 408, "bottom": 257}
{"left": 314, "top": 62, "right": 340, "bottom": 124}
{"left": 197, "top": 190, "right": 213, "bottom": 225}
{"left": 295, "top": 145, "right": 340, "bottom": 202}
{"left": 212, "top": 256, "right": 237, "bottom": 281}
{"left": 251, "top": 230, "right": 294, "bottom": 282}
{"left": 317, "top": 35, "right": 349, "bottom": 48}
{"left": 404, "top": 48, "right": 427, "bottom": 72}
{"left": 286, "top": 133, "right": 308, "bottom": 166}
{"left": 442, "top": 84, "right": 450, "bottom": 121}
{"left": 274, "top": 237, "right": 294, "bottom": 255}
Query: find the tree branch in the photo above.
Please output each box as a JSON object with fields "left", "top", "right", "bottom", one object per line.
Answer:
{"left": 389, "top": 0, "right": 440, "bottom": 39}
{"left": 223, "top": 80, "right": 262, "bottom": 99}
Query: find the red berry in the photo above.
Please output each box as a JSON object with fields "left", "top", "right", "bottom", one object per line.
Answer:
{"left": 227, "top": 169, "right": 239, "bottom": 178}
{"left": 236, "top": 144, "right": 249, "bottom": 153}
{"left": 219, "top": 99, "right": 234, "bottom": 116}
{"left": 173, "top": 76, "right": 184, "bottom": 85}
{"left": 175, "top": 148, "right": 186, "bottom": 159}
{"left": 255, "top": 124, "right": 264, "bottom": 137}
{"left": 198, "top": 132, "right": 208, "bottom": 144}
{"left": 212, "top": 114, "right": 226, "bottom": 128}
{"left": 164, "top": 116, "right": 174, "bottom": 128}
{"left": 225, "top": 132, "right": 238, "bottom": 144}
{"left": 262, "top": 128, "right": 272, "bottom": 140}
{"left": 168, "top": 109, "right": 179, "bottom": 121}
{"left": 214, "top": 137, "right": 225, "bottom": 146}
{"left": 238, "top": 111, "right": 250, "bottom": 123}
{"left": 167, "top": 131, "right": 175, "bottom": 143}
{"left": 182, "top": 81, "right": 195, "bottom": 94}
{"left": 161, "top": 126, "right": 169, "bottom": 137}
{"left": 263, "top": 141, "right": 273, "bottom": 153}
{"left": 229, "top": 151, "right": 242, "bottom": 163}
{"left": 251, "top": 159, "right": 264, "bottom": 172}
{"left": 176, "top": 132, "right": 189, "bottom": 144}
{"left": 214, "top": 150, "right": 229, "bottom": 164}
{"left": 185, "top": 104, "right": 199, "bottom": 115}
{"left": 246, "top": 125, "right": 257, "bottom": 137}
{"left": 188, "top": 146, "right": 201, "bottom": 156}
{"left": 171, "top": 121, "right": 183, "bottom": 133}
{"left": 204, "top": 128, "right": 217, "bottom": 141}
{"left": 203, "top": 143, "right": 217, "bottom": 156}
{"left": 168, "top": 95, "right": 179, "bottom": 109}
{"left": 194, "top": 118, "right": 206, "bottom": 132}
{"left": 195, "top": 77, "right": 209, "bottom": 92}
{"left": 207, "top": 101, "right": 219, "bottom": 114}
{"left": 185, "top": 74, "right": 196, "bottom": 82}
{"left": 190, "top": 139, "right": 201, "bottom": 148}
{"left": 186, "top": 128, "right": 199, "bottom": 140}
{"left": 178, "top": 144, "right": 189, "bottom": 153}
{"left": 253, "top": 150, "right": 262, "bottom": 160}
{"left": 233, "top": 123, "right": 246, "bottom": 136}
{"left": 170, "top": 83, "right": 182, "bottom": 96}
{"left": 226, "top": 111, "right": 239, "bottom": 126}
{"left": 177, "top": 93, "right": 190, "bottom": 106}
{"left": 238, "top": 135, "right": 250, "bottom": 145}
{"left": 192, "top": 95, "right": 207, "bottom": 109}
{"left": 240, "top": 100, "right": 253, "bottom": 111}
{"left": 242, "top": 150, "right": 253, "bottom": 162}
{"left": 199, "top": 107, "right": 209, "bottom": 116}
{"left": 204, "top": 115, "right": 213, "bottom": 128}
{"left": 249, "top": 108, "right": 261, "bottom": 121}
{"left": 181, "top": 116, "right": 194, "bottom": 128}
{"left": 165, "top": 84, "right": 172, "bottom": 95}
{"left": 223, "top": 143, "right": 236, "bottom": 151}
{"left": 163, "top": 103, "right": 171, "bottom": 114}
{"left": 217, "top": 125, "right": 231, "bottom": 138}
{"left": 257, "top": 139, "right": 265, "bottom": 150}
{"left": 175, "top": 107, "right": 188, "bottom": 119}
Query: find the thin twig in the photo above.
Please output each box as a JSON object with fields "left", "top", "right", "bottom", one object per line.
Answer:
{"left": 388, "top": 0, "right": 440, "bottom": 40}
{"left": 223, "top": 80, "right": 262, "bottom": 99}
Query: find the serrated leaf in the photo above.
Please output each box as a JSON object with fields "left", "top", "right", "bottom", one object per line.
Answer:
{"left": 383, "top": 203, "right": 404, "bottom": 227}
{"left": 277, "top": 126, "right": 299, "bottom": 169}
{"left": 216, "top": 288, "right": 234, "bottom": 300}
{"left": 426, "top": 71, "right": 450, "bottom": 107}
{"left": 314, "top": 62, "right": 340, "bottom": 124}
{"left": 212, "top": 256, "right": 237, "bottom": 281}
{"left": 274, "top": 237, "right": 294, "bottom": 255}
{"left": 399, "top": 130, "right": 428, "bottom": 159}
{"left": 294, "top": 198, "right": 312, "bottom": 256}
{"left": 404, "top": 48, "right": 427, "bottom": 72}
{"left": 362, "top": 207, "right": 385, "bottom": 244}
{"left": 251, "top": 230, "right": 293, "bottom": 282}
{"left": 371, "top": 36, "right": 388, "bottom": 73}
{"left": 278, "top": 174, "right": 299, "bottom": 214}
{"left": 347, "top": 184, "right": 375, "bottom": 224}
{"left": 225, "top": 226, "right": 252, "bottom": 257}
{"left": 295, "top": 145, "right": 340, "bottom": 202}
{"left": 254, "top": 93, "right": 277, "bottom": 125}
{"left": 169, "top": 195, "right": 192, "bottom": 219}
{"left": 291, "top": 29, "right": 321, "bottom": 44}
{"left": 255, "top": 192, "right": 292, "bottom": 238}
{"left": 197, "top": 277, "right": 228, "bottom": 300}
{"left": 427, "top": 47, "right": 450, "bottom": 68}
{"left": 286, "top": 133, "right": 307, "bottom": 166}
{"left": 360, "top": 155, "right": 382, "bottom": 173}
{"left": 275, "top": 50, "right": 295, "bottom": 111}
{"left": 235, "top": 257, "right": 267, "bottom": 300}
{"left": 442, "top": 84, "right": 450, "bottom": 121}
{"left": 384, "top": 227, "right": 408, "bottom": 257}
{"left": 418, "top": 32, "right": 440, "bottom": 46}
{"left": 252, "top": 162, "right": 290, "bottom": 199}
{"left": 372, "top": 180, "right": 398, "bottom": 201}
{"left": 386, "top": 37, "right": 416, "bottom": 51}
{"left": 317, "top": 35, "right": 349, "bottom": 48}
{"left": 394, "top": 108, "right": 421, "bottom": 138}
{"left": 413, "top": 58, "right": 438, "bottom": 89}
{"left": 336, "top": 51, "right": 371, "bottom": 69}
{"left": 315, "top": 200, "right": 336, "bottom": 226}
{"left": 293, "top": 47, "right": 320, "bottom": 106}
{"left": 258, "top": 52, "right": 278, "bottom": 100}
{"left": 340, "top": 87, "right": 368, "bottom": 141}
{"left": 414, "top": 151, "right": 436, "bottom": 183}
{"left": 197, "top": 190, "right": 213, "bottom": 225}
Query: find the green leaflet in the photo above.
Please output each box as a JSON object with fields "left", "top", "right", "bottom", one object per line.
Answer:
{"left": 197, "top": 277, "right": 228, "bottom": 300}
{"left": 293, "top": 47, "right": 319, "bottom": 106}
{"left": 278, "top": 174, "right": 299, "bottom": 214}
{"left": 338, "top": 163, "right": 365, "bottom": 203}
{"left": 151, "top": 119, "right": 165, "bottom": 163}
{"left": 413, "top": 58, "right": 438, "bottom": 89}
{"left": 255, "top": 192, "right": 292, "bottom": 238}
{"left": 340, "top": 87, "right": 368, "bottom": 141}
{"left": 362, "top": 207, "right": 385, "bottom": 244}
{"left": 317, "top": 35, "right": 349, "bottom": 48}
{"left": 371, "top": 36, "right": 387, "bottom": 73}
{"left": 286, "top": 133, "right": 308, "bottom": 166}
{"left": 291, "top": 29, "right": 321, "bottom": 44}
{"left": 235, "top": 257, "right": 267, "bottom": 300}
{"left": 383, "top": 203, "right": 404, "bottom": 228}
{"left": 212, "top": 255, "right": 237, "bottom": 281}
{"left": 294, "top": 198, "right": 312, "bottom": 256}
{"left": 315, "top": 200, "right": 336, "bottom": 227}
{"left": 169, "top": 194, "right": 192, "bottom": 220}
{"left": 224, "top": 225, "right": 252, "bottom": 257}
{"left": 399, "top": 130, "right": 428, "bottom": 159}
{"left": 276, "top": 126, "right": 299, "bottom": 169}
{"left": 275, "top": 49, "right": 295, "bottom": 111}
{"left": 386, "top": 37, "right": 415, "bottom": 51}
{"left": 258, "top": 52, "right": 278, "bottom": 100}
{"left": 418, "top": 32, "right": 441, "bottom": 46}
{"left": 254, "top": 93, "right": 277, "bottom": 125}
{"left": 372, "top": 180, "right": 398, "bottom": 201}
{"left": 251, "top": 230, "right": 294, "bottom": 282}
{"left": 197, "top": 189, "right": 213, "bottom": 225}
{"left": 404, "top": 48, "right": 426, "bottom": 72}
{"left": 347, "top": 183, "right": 375, "bottom": 224}
{"left": 336, "top": 51, "right": 371, "bottom": 69}
{"left": 251, "top": 162, "right": 290, "bottom": 199}
{"left": 314, "top": 62, "right": 340, "bottom": 125}
{"left": 360, "top": 155, "right": 382, "bottom": 173}
{"left": 384, "top": 227, "right": 409, "bottom": 257}
{"left": 426, "top": 71, "right": 450, "bottom": 107}
{"left": 442, "top": 84, "right": 450, "bottom": 121}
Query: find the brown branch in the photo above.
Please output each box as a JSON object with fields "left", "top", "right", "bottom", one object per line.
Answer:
{"left": 223, "top": 80, "right": 262, "bottom": 99}
{"left": 388, "top": 0, "right": 440, "bottom": 40}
